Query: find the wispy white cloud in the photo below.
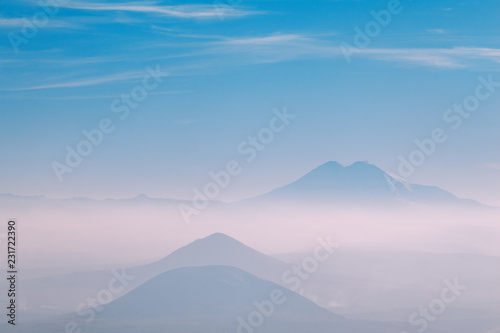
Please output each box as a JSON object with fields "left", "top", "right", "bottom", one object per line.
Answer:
{"left": 29, "top": 90, "right": 182, "bottom": 100}
{"left": 217, "top": 34, "right": 310, "bottom": 45}
{"left": 357, "top": 47, "right": 500, "bottom": 68}
{"left": 6, "top": 70, "right": 167, "bottom": 91}
{"left": 207, "top": 33, "right": 339, "bottom": 64}
{"left": 0, "top": 18, "right": 25, "bottom": 27}
{"left": 355, "top": 48, "right": 464, "bottom": 68}
{"left": 0, "top": 18, "right": 78, "bottom": 29}
{"left": 5, "top": 33, "right": 500, "bottom": 92}
{"left": 61, "top": 1, "right": 263, "bottom": 19}
{"left": 209, "top": 33, "right": 500, "bottom": 69}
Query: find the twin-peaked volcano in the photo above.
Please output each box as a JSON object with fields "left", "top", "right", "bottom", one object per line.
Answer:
{"left": 249, "top": 161, "right": 483, "bottom": 207}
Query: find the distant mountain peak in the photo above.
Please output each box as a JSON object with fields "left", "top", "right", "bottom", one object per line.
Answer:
{"left": 199, "top": 232, "right": 236, "bottom": 241}
{"left": 309, "top": 161, "right": 344, "bottom": 173}
{"left": 348, "top": 160, "right": 378, "bottom": 168}
{"left": 247, "top": 160, "right": 484, "bottom": 207}
{"left": 192, "top": 232, "right": 245, "bottom": 247}
{"left": 320, "top": 161, "right": 344, "bottom": 168}
{"left": 147, "top": 232, "right": 289, "bottom": 284}
{"left": 156, "top": 232, "right": 268, "bottom": 265}
{"left": 308, "top": 161, "right": 385, "bottom": 177}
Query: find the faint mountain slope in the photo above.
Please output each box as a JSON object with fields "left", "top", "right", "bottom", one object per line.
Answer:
{"left": 0, "top": 192, "right": 206, "bottom": 209}
{"left": 141, "top": 232, "right": 288, "bottom": 282}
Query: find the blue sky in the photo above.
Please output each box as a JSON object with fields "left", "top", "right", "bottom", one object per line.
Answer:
{"left": 1, "top": 0, "right": 499, "bottom": 205}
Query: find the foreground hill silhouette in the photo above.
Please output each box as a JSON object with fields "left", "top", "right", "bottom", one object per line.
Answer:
{"left": 16, "top": 265, "right": 407, "bottom": 333}
{"left": 17, "top": 233, "right": 290, "bottom": 315}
